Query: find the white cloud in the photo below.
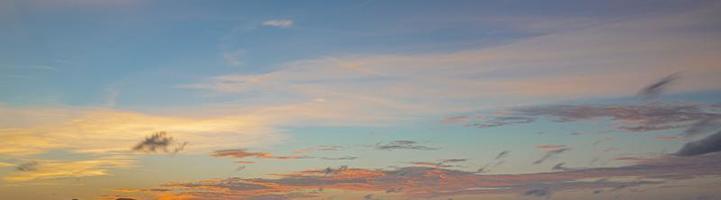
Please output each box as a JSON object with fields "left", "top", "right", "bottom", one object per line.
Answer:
{"left": 261, "top": 19, "right": 294, "bottom": 28}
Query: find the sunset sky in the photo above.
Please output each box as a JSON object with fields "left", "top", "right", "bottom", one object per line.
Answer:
{"left": 2, "top": 0, "right": 721, "bottom": 199}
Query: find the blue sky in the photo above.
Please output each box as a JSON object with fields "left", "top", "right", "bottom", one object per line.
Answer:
{"left": 1, "top": 0, "right": 721, "bottom": 200}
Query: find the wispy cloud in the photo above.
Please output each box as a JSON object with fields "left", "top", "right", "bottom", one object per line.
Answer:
{"left": 184, "top": 5, "right": 721, "bottom": 121}
{"left": 495, "top": 150, "right": 510, "bottom": 160}
{"left": 4, "top": 157, "right": 135, "bottom": 182}
{"left": 318, "top": 156, "right": 358, "bottom": 161}
{"left": 637, "top": 73, "right": 680, "bottom": 100}
{"left": 262, "top": 19, "right": 293, "bottom": 28}
{"left": 409, "top": 158, "right": 467, "bottom": 169}
{"left": 534, "top": 146, "right": 570, "bottom": 165}
{"left": 468, "top": 103, "right": 721, "bottom": 136}
{"left": 374, "top": 140, "right": 438, "bottom": 151}
{"left": 211, "top": 149, "right": 308, "bottom": 161}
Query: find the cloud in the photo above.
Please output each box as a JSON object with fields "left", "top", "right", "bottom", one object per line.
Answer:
{"left": 0, "top": 162, "right": 14, "bottom": 168}
{"left": 469, "top": 103, "right": 721, "bottom": 135}
{"left": 211, "top": 149, "right": 308, "bottom": 161}
{"left": 132, "top": 132, "right": 187, "bottom": 154}
{"left": 4, "top": 157, "right": 135, "bottom": 182}
{"left": 184, "top": 5, "right": 721, "bottom": 121}
{"left": 293, "top": 145, "right": 342, "bottom": 154}
{"left": 637, "top": 73, "right": 680, "bottom": 100}
{"left": 410, "top": 159, "right": 466, "bottom": 169}
{"left": 495, "top": 150, "right": 510, "bottom": 160}
{"left": 533, "top": 147, "right": 570, "bottom": 165}
{"left": 318, "top": 156, "right": 357, "bottom": 161}
{"left": 374, "top": 140, "right": 438, "bottom": 151}
{"left": 15, "top": 161, "right": 39, "bottom": 171}
{"left": 551, "top": 162, "right": 571, "bottom": 171}
{"left": 523, "top": 188, "right": 551, "bottom": 198}
{"left": 0, "top": 105, "right": 284, "bottom": 156}
{"left": 130, "top": 152, "right": 721, "bottom": 199}
{"left": 262, "top": 19, "right": 293, "bottom": 28}
{"left": 536, "top": 145, "right": 567, "bottom": 152}
{"left": 676, "top": 131, "right": 721, "bottom": 156}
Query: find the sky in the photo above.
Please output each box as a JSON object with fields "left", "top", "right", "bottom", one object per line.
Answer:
{"left": 1, "top": 0, "right": 721, "bottom": 199}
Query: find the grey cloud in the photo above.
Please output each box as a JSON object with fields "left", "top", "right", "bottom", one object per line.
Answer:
{"left": 16, "top": 161, "right": 39, "bottom": 171}
{"left": 375, "top": 140, "right": 438, "bottom": 151}
{"left": 441, "top": 158, "right": 467, "bottom": 163}
{"left": 552, "top": 162, "right": 571, "bottom": 171}
{"left": 132, "top": 132, "right": 187, "bottom": 154}
{"left": 637, "top": 73, "right": 679, "bottom": 100}
{"left": 523, "top": 188, "right": 551, "bottom": 198}
{"left": 676, "top": 131, "right": 721, "bottom": 156}
{"left": 471, "top": 116, "right": 535, "bottom": 128}
{"left": 534, "top": 148, "right": 570, "bottom": 165}
{"left": 318, "top": 156, "right": 358, "bottom": 160}
{"left": 495, "top": 151, "right": 510, "bottom": 160}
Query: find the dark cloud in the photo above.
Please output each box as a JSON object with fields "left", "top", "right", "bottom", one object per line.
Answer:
{"left": 115, "top": 198, "right": 137, "bottom": 200}
{"left": 16, "top": 161, "right": 39, "bottom": 171}
{"left": 552, "top": 162, "right": 571, "bottom": 171}
{"left": 676, "top": 131, "right": 721, "bottom": 156}
{"left": 322, "top": 165, "right": 349, "bottom": 176}
{"left": 637, "top": 73, "right": 679, "bottom": 100}
{"left": 523, "top": 188, "right": 551, "bottom": 198}
{"left": 476, "top": 163, "right": 491, "bottom": 173}
{"left": 534, "top": 148, "right": 570, "bottom": 165}
{"left": 374, "top": 140, "right": 438, "bottom": 151}
{"left": 495, "top": 151, "right": 510, "bottom": 160}
{"left": 132, "top": 132, "right": 187, "bottom": 154}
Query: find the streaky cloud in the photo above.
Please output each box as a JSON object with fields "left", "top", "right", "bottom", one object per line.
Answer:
{"left": 374, "top": 140, "right": 438, "bottom": 151}
{"left": 469, "top": 103, "right": 721, "bottom": 135}
{"left": 637, "top": 73, "right": 679, "bottom": 100}
{"left": 534, "top": 147, "right": 570, "bottom": 165}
